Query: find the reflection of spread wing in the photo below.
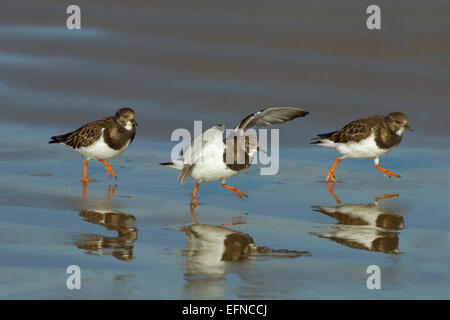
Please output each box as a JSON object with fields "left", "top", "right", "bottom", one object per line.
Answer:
{"left": 233, "top": 107, "right": 309, "bottom": 135}
{"left": 177, "top": 125, "right": 226, "bottom": 184}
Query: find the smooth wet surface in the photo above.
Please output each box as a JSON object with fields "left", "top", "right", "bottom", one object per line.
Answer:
{"left": 0, "top": 0, "right": 449, "bottom": 299}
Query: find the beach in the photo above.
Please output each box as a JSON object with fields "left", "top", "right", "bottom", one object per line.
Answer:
{"left": 0, "top": 0, "right": 449, "bottom": 299}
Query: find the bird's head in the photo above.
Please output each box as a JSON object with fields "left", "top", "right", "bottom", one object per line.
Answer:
{"left": 115, "top": 107, "right": 137, "bottom": 129}
{"left": 386, "top": 112, "right": 413, "bottom": 135}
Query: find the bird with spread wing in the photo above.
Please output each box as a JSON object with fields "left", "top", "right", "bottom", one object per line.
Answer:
{"left": 161, "top": 106, "right": 309, "bottom": 209}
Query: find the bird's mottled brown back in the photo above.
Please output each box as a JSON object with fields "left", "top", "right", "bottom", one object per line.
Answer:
{"left": 327, "top": 116, "right": 385, "bottom": 143}
{"left": 315, "top": 115, "right": 404, "bottom": 150}
{"left": 58, "top": 117, "right": 114, "bottom": 149}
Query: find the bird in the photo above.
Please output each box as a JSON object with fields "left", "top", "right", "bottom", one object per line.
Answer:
{"left": 49, "top": 107, "right": 137, "bottom": 184}
{"left": 311, "top": 112, "right": 413, "bottom": 182}
{"left": 161, "top": 106, "right": 309, "bottom": 208}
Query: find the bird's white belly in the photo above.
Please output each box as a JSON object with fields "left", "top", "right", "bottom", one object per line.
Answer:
{"left": 77, "top": 135, "right": 129, "bottom": 160}
{"left": 190, "top": 147, "right": 238, "bottom": 182}
{"left": 193, "top": 168, "right": 238, "bottom": 182}
{"left": 336, "top": 133, "right": 391, "bottom": 159}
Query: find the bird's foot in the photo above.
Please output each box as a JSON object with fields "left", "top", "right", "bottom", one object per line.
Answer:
{"left": 222, "top": 183, "right": 249, "bottom": 198}
{"left": 326, "top": 169, "right": 336, "bottom": 183}
{"left": 98, "top": 159, "right": 117, "bottom": 179}
{"left": 384, "top": 170, "right": 400, "bottom": 179}
{"left": 325, "top": 157, "right": 341, "bottom": 183}
{"left": 232, "top": 189, "right": 248, "bottom": 198}
{"left": 376, "top": 165, "right": 400, "bottom": 178}
{"left": 104, "top": 165, "right": 117, "bottom": 179}
{"left": 81, "top": 177, "right": 91, "bottom": 184}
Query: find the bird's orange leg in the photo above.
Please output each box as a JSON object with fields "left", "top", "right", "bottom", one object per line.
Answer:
{"left": 375, "top": 193, "right": 399, "bottom": 202}
{"left": 326, "top": 181, "right": 342, "bottom": 204}
{"left": 326, "top": 157, "right": 341, "bottom": 183}
{"left": 190, "top": 182, "right": 200, "bottom": 209}
{"left": 375, "top": 164, "right": 400, "bottom": 178}
{"left": 81, "top": 160, "right": 91, "bottom": 184}
{"left": 98, "top": 159, "right": 117, "bottom": 179}
{"left": 221, "top": 182, "right": 248, "bottom": 198}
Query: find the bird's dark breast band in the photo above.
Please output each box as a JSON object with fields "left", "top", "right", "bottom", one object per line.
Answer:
{"left": 374, "top": 126, "right": 402, "bottom": 150}
{"left": 104, "top": 126, "right": 135, "bottom": 150}
{"left": 223, "top": 137, "right": 252, "bottom": 172}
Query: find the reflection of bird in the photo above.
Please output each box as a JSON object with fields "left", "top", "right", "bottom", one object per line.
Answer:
{"left": 49, "top": 108, "right": 137, "bottom": 184}
{"left": 75, "top": 209, "right": 137, "bottom": 261}
{"left": 161, "top": 107, "right": 308, "bottom": 208}
{"left": 311, "top": 112, "right": 413, "bottom": 182}
{"left": 311, "top": 190, "right": 404, "bottom": 254}
{"left": 180, "top": 224, "right": 309, "bottom": 298}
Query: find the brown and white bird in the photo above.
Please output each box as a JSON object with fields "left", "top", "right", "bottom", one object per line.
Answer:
{"left": 312, "top": 112, "right": 413, "bottom": 182}
{"left": 161, "top": 106, "right": 309, "bottom": 208}
{"left": 49, "top": 107, "right": 137, "bottom": 184}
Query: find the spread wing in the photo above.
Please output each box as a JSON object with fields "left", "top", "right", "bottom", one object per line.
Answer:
{"left": 233, "top": 106, "right": 309, "bottom": 136}
{"left": 177, "top": 125, "right": 226, "bottom": 184}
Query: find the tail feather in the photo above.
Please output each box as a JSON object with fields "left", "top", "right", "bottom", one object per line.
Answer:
{"left": 161, "top": 160, "right": 190, "bottom": 183}
{"left": 177, "top": 164, "right": 194, "bottom": 185}
{"left": 49, "top": 132, "right": 71, "bottom": 144}
{"left": 160, "top": 159, "right": 184, "bottom": 171}
{"left": 311, "top": 131, "right": 336, "bottom": 145}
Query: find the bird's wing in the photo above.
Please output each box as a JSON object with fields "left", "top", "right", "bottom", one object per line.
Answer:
{"left": 233, "top": 106, "right": 309, "bottom": 136}
{"left": 323, "top": 116, "right": 384, "bottom": 143}
{"left": 182, "top": 125, "right": 226, "bottom": 164}
{"left": 177, "top": 125, "right": 226, "bottom": 184}
{"left": 56, "top": 117, "right": 113, "bottom": 149}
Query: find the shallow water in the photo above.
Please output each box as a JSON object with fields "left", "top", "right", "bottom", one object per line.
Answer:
{"left": 0, "top": 0, "right": 449, "bottom": 299}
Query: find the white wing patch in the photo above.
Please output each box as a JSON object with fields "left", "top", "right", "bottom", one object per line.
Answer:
{"left": 183, "top": 125, "right": 226, "bottom": 165}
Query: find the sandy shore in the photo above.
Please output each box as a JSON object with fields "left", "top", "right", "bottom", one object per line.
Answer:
{"left": 0, "top": 0, "right": 449, "bottom": 299}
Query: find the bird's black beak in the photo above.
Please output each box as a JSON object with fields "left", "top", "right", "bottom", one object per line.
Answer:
{"left": 405, "top": 123, "right": 414, "bottom": 131}
{"left": 132, "top": 119, "right": 138, "bottom": 126}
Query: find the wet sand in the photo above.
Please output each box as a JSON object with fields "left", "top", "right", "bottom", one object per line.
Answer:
{"left": 0, "top": 123, "right": 448, "bottom": 299}
{"left": 0, "top": 0, "right": 449, "bottom": 299}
